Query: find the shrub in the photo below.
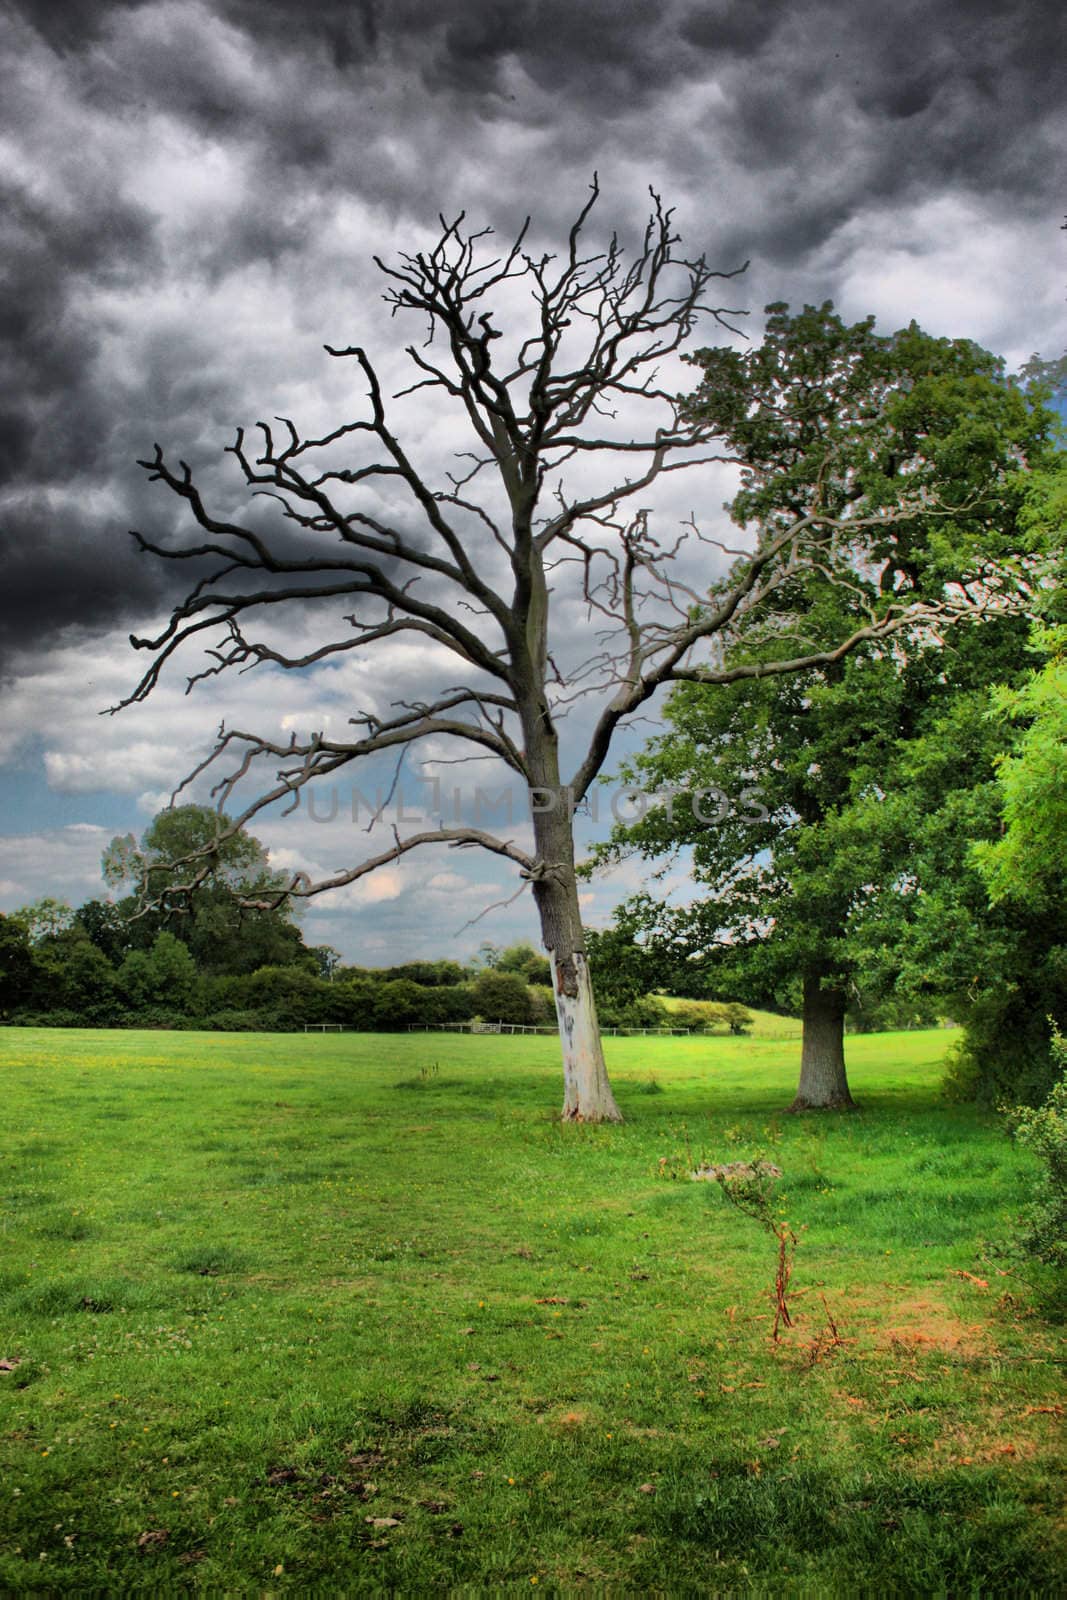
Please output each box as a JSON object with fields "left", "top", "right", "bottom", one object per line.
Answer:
{"left": 527, "top": 984, "right": 557, "bottom": 1026}
{"left": 941, "top": 1037, "right": 983, "bottom": 1103}
{"left": 724, "top": 1001, "right": 754, "bottom": 1035}
{"left": 667, "top": 999, "right": 736, "bottom": 1033}
{"left": 598, "top": 993, "right": 669, "bottom": 1029}
{"left": 471, "top": 969, "right": 535, "bottom": 1025}
{"left": 1001, "top": 1027, "right": 1067, "bottom": 1269}
{"left": 200, "top": 1008, "right": 288, "bottom": 1032}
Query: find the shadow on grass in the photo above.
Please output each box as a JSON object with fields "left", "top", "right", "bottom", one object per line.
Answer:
{"left": 658, "top": 1460, "right": 1062, "bottom": 1591}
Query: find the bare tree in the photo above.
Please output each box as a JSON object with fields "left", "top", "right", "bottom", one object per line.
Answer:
{"left": 115, "top": 181, "right": 1009, "bottom": 1121}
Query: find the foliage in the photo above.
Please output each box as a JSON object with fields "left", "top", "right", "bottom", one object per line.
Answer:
{"left": 585, "top": 923, "right": 662, "bottom": 1007}
{"left": 973, "top": 626, "right": 1067, "bottom": 909}
{"left": 103, "top": 805, "right": 305, "bottom": 975}
{"left": 596, "top": 993, "right": 671, "bottom": 1030}
{"left": 495, "top": 943, "right": 553, "bottom": 986}
{"left": 9, "top": 896, "right": 76, "bottom": 943}
{"left": 597, "top": 305, "right": 1062, "bottom": 1103}
{"left": 0, "top": 913, "right": 34, "bottom": 1013}
{"left": 117, "top": 931, "right": 199, "bottom": 1015}
{"left": 471, "top": 969, "right": 536, "bottom": 1026}
{"left": 1001, "top": 1027, "right": 1067, "bottom": 1270}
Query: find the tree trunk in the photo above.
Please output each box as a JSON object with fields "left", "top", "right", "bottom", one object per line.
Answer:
{"left": 530, "top": 810, "right": 623, "bottom": 1123}
{"left": 789, "top": 975, "right": 856, "bottom": 1111}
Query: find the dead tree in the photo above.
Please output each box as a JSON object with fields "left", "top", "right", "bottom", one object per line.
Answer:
{"left": 115, "top": 182, "right": 1010, "bottom": 1121}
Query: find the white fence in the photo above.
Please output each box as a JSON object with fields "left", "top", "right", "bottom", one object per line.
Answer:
{"left": 304, "top": 1020, "right": 701, "bottom": 1037}
{"left": 405, "top": 1021, "right": 698, "bottom": 1037}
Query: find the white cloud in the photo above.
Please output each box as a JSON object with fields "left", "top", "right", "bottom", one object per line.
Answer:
{"left": 0, "top": 826, "right": 113, "bottom": 912}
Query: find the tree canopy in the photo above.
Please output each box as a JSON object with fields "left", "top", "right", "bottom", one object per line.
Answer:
{"left": 593, "top": 303, "right": 1060, "bottom": 1106}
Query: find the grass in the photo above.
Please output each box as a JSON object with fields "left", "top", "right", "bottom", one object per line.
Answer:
{"left": 0, "top": 1025, "right": 1063, "bottom": 1593}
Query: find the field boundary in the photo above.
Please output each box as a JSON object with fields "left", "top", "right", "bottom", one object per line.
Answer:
{"left": 404, "top": 1020, "right": 700, "bottom": 1037}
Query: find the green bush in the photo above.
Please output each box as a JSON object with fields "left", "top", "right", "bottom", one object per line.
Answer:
{"left": 200, "top": 1008, "right": 288, "bottom": 1032}
{"left": 471, "top": 969, "right": 535, "bottom": 1025}
{"left": 941, "top": 1037, "right": 984, "bottom": 1104}
{"left": 598, "top": 993, "right": 669, "bottom": 1029}
{"left": 1002, "top": 1027, "right": 1067, "bottom": 1269}
{"left": 723, "top": 1001, "right": 754, "bottom": 1035}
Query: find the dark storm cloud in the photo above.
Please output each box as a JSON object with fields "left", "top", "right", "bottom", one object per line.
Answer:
{"left": 0, "top": 495, "right": 173, "bottom": 674}
{"left": 1, "top": 0, "right": 1062, "bottom": 673}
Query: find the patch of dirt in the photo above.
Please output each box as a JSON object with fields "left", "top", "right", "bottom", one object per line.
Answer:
{"left": 878, "top": 1296, "right": 992, "bottom": 1358}
{"left": 552, "top": 1409, "right": 591, "bottom": 1430}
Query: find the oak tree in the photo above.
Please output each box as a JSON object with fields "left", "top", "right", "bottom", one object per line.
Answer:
{"left": 593, "top": 305, "right": 1056, "bottom": 1108}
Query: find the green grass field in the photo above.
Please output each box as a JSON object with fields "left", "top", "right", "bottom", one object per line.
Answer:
{"left": 1, "top": 1026, "right": 1063, "bottom": 1593}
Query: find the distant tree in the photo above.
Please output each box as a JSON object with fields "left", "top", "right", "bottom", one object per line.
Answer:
{"left": 309, "top": 945, "right": 344, "bottom": 981}
{"left": 10, "top": 897, "right": 75, "bottom": 943}
{"left": 471, "top": 969, "right": 535, "bottom": 1025}
{"left": 76, "top": 899, "right": 133, "bottom": 964}
{"left": 103, "top": 804, "right": 306, "bottom": 975}
{"left": 585, "top": 921, "right": 662, "bottom": 1007}
{"left": 383, "top": 959, "right": 468, "bottom": 986}
{"left": 117, "top": 930, "right": 198, "bottom": 1014}
{"left": 496, "top": 942, "right": 552, "bottom": 985}
{"left": 0, "top": 913, "right": 34, "bottom": 1013}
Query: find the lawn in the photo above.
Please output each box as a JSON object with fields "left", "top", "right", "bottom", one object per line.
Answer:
{"left": 0, "top": 1026, "right": 1062, "bottom": 1593}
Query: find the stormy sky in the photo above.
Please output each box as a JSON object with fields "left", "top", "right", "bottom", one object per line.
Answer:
{"left": 0, "top": 0, "right": 1063, "bottom": 961}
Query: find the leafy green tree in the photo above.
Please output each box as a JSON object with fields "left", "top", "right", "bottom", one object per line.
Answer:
{"left": 117, "top": 930, "right": 198, "bottom": 1014}
{"left": 496, "top": 943, "right": 553, "bottom": 985}
{"left": 869, "top": 460, "right": 1067, "bottom": 1104}
{"left": 0, "top": 913, "right": 35, "bottom": 1014}
{"left": 471, "top": 969, "right": 535, "bottom": 1025}
{"left": 309, "top": 945, "right": 344, "bottom": 981}
{"left": 972, "top": 629, "right": 1067, "bottom": 908}
{"left": 596, "top": 304, "right": 1058, "bottom": 1108}
{"left": 75, "top": 899, "right": 133, "bottom": 964}
{"left": 382, "top": 959, "right": 468, "bottom": 987}
{"left": 10, "top": 897, "right": 75, "bottom": 943}
{"left": 103, "top": 805, "right": 307, "bottom": 975}
{"left": 585, "top": 921, "right": 663, "bottom": 1008}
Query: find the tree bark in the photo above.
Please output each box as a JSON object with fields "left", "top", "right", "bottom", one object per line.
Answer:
{"left": 789, "top": 974, "right": 856, "bottom": 1111}
{"left": 530, "top": 806, "right": 623, "bottom": 1123}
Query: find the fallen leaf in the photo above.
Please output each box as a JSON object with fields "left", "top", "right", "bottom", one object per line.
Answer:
{"left": 638, "top": 1482, "right": 656, "bottom": 1494}
{"left": 365, "top": 1516, "right": 401, "bottom": 1529}
{"left": 137, "top": 1530, "right": 169, "bottom": 1552}
{"left": 535, "top": 1297, "right": 569, "bottom": 1305}
{"left": 951, "top": 1270, "right": 989, "bottom": 1289}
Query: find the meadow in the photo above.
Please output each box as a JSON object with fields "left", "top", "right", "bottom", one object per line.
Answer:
{"left": 0, "top": 1024, "right": 1063, "bottom": 1593}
